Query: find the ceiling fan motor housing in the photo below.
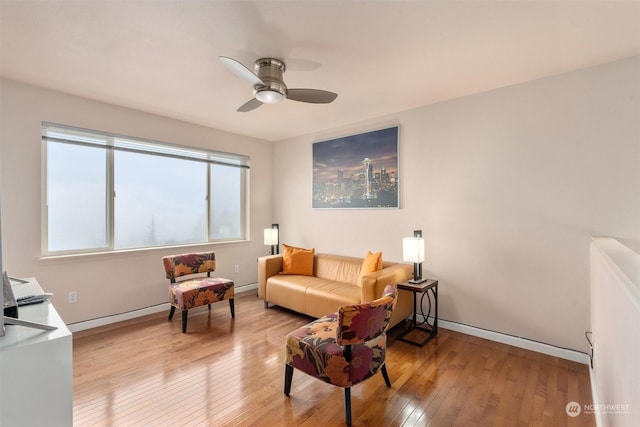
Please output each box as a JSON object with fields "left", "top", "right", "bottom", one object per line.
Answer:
{"left": 253, "top": 58, "right": 287, "bottom": 102}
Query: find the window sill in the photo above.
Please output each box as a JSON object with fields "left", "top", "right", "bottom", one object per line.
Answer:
{"left": 40, "top": 240, "right": 252, "bottom": 262}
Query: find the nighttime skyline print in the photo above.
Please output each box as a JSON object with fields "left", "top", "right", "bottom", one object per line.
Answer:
{"left": 313, "top": 126, "right": 399, "bottom": 208}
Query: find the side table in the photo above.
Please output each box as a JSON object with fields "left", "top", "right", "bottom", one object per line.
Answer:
{"left": 397, "top": 279, "right": 438, "bottom": 346}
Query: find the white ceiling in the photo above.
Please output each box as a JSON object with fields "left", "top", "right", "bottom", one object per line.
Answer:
{"left": 2, "top": 1, "right": 640, "bottom": 142}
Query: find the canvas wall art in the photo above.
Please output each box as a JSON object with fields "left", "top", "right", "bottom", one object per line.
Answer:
{"left": 312, "top": 126, "right": 399, "bottom": 208}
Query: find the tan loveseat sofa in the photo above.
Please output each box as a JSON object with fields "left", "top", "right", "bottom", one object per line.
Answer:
{"left": 258, "top": 253, "right": 414, "bottom": 328}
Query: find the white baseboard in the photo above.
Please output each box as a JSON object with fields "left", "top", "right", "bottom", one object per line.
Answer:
{"left": 436, "top": 318, "right": 590, "bottom": 365}
{"left": 68, "top": 282, "right": 258, "bottom": 333}
{"left": 68, "top": 283, "right": 589, "bottom": 366}
{"left": 68, "top": 303, "right": 170, "bottom": 332}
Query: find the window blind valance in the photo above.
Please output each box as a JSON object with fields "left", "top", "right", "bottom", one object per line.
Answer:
{"left": 42, "top": 122, "right": 250, "bottom": 169}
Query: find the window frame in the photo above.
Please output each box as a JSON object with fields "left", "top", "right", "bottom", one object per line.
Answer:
{"left": 41, "top": 123, "right": 250, "bottom": 257}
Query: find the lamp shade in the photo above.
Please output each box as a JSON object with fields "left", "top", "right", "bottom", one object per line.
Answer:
{"left": 264, "top": 228, "right": 279, "bottom": 246}
{"left": 402, "top": 237, "right": 425, "bottom": 263}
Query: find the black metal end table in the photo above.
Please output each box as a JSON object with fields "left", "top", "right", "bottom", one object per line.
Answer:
{"left": 397, "top": 279, "right": 438, "bottom": 346}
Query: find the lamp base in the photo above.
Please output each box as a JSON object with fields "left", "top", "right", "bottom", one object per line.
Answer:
{"left": 408, "top": 278, "right": 428, "bottom": 284}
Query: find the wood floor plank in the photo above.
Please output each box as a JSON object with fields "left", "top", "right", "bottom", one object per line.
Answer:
{"left": 73, "top": 290, "right": 596, "bottom": 426}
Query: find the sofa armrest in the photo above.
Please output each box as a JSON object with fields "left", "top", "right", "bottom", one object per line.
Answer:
{"left": 360, "top": 263, "right": 413, "bottom": 302}
{"left": 258, "top": 255, "right": 283, "bottom": 300}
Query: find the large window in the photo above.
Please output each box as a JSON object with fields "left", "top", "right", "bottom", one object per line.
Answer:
{"left": 42, "top": 123, "right": 249, "bottom": 255}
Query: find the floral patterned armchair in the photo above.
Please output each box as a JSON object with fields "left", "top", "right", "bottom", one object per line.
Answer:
{"left": 162, "top": 252, "right": 234, "bottom": 333}
{"left": 284, "top": 284, "right": 398, "bottom": 426}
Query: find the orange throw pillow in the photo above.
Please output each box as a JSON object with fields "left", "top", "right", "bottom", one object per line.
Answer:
{"left": 360, "top": 251, "right": 383, "bottom": 277}
{"left": 281, "top": 244, "right": 315, "bottom": 276}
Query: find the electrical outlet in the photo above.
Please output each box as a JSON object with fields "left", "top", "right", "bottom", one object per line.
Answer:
{"left": 68, "top": 291, "right": 77, "bottom": 304}
{"left": 234, "top": 265, "right": 240, "bottom": 273}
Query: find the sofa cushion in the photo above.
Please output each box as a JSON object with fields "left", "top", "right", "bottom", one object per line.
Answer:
{"left": 281, "top": 244, "right": 315, "bottom": 276}
{"left": 266, "top": 274, "right": 323, "bottom": 314}
{"left": 314, "top": 254, "right": 364, "bottom": 285}
{"left": 265, "top": 273, "right": 362, "bottom": 320}
{"left": 304, "top": 281, "right": 362, "bottom": 319}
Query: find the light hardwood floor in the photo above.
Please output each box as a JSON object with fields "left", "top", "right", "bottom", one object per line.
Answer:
{"left": 73, "top": 290, "right": 595, "bottom": 426}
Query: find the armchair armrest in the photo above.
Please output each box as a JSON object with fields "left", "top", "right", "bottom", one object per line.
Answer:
{"left": 360, "top": 263, "right": 413, "bottom": 302}
{"left": 258, "top": 254, "right": 283, "bottom": 300}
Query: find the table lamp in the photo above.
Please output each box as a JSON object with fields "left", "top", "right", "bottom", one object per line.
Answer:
{"left": 403, "top": 230, "right": 426, "bottom": 284}
{"left": 264, "top": 224, "right": 279, "bottom": 255}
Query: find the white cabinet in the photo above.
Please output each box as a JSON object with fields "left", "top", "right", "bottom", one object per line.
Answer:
{"left": 0, "top": 278, "right": 73, "bottom": 427}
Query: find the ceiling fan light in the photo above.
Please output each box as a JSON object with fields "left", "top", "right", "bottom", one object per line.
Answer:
{"left": 255, "top": 89, "right": 284, "bottom": 104}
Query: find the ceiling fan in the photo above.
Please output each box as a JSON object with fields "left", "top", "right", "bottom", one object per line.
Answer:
{"left": 219, "top": 56, "right": 338, "bottom": 112}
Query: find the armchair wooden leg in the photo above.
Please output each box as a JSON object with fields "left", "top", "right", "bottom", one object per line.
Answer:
{"left": 168, "top": 306, "right": 176, "bottom": 320}
{"left": 181, "top": 310, "right": 188, "bottom": 333}
{"left": 344, "top": 387, "right": 352, "bottom": 426}
{"left": 229, "top": 298, "right": 235, "bottom": 318}
{"left": 284, "top": 365, "right": 293, "bottom": 396}
{"left": 381, "top": 363, "right": 392, "bottom": 387}
{"left": 208, "top": 304, "right": 211, "bottom": 310}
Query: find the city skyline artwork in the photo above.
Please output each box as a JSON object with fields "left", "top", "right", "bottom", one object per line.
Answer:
{"left": 312, "top": 126, "right": 399, "bottom": 208}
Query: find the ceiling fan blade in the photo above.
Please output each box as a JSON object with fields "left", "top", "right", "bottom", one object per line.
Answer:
{"left": 237, "top": 98, "right": 263, "bottom": 112}
{"left": 219, "top": 56, "right": 264, "bottom": 86}
{"left": 287, "top": 89, "right": 338, "bottom": 104}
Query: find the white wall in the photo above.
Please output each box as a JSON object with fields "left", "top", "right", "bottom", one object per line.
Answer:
{"left": 273, "top": 56, "right": 640, "bottom": 352}
{"left": 0, "top": 79, "right": 273, "bottom": 324}
{"left": 590, "top": 238, "right": 639, "bottom": 427}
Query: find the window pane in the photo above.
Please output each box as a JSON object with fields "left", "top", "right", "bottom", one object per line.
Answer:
{"left": 114, "top": 152, "right": 207, "bottom": 249}
{"left": 47, "top": 142, "right": 107, "bottom": 251}
{"left": 44, "top": 123, "right": 249, "bottom": 255}
{"left": 210, "top": 164, "right": 243, "bottom": 240}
